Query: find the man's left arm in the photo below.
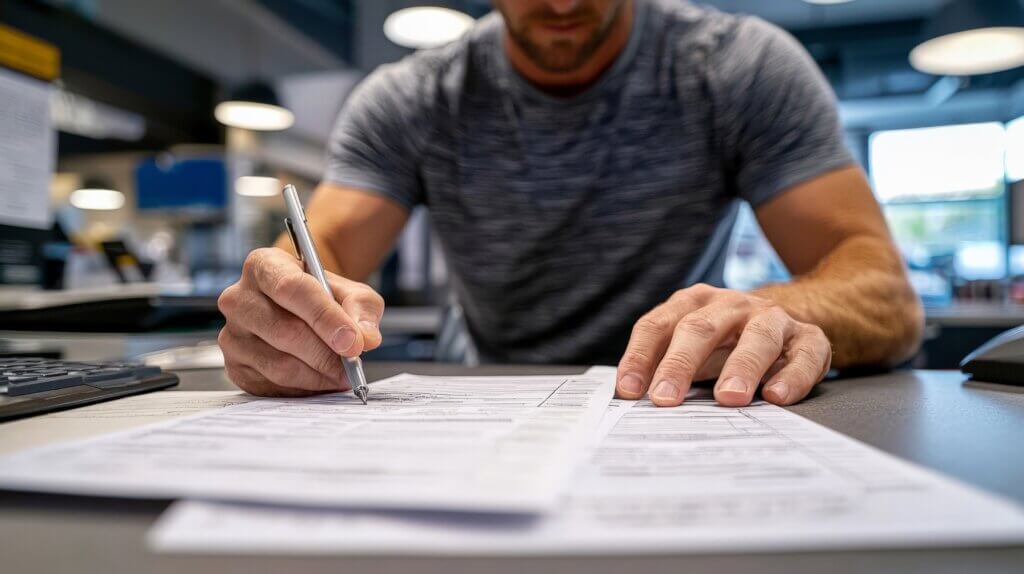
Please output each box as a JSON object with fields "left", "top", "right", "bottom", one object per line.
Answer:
{"left": 615, "top": 18, "right": 923, "bottom": 408}
{"left": 752, "top": 165, "right": 923, "bottom": 372}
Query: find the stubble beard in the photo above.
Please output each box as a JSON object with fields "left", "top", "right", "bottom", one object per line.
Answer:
{"left": 505, "top": 1, "right": 627, "bottom": 73}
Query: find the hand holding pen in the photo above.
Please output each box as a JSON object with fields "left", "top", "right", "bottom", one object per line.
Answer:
{"left": 216, "top": 185, "right": 383, "bottom": 401}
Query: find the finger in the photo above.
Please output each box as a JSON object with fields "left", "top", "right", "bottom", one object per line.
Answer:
{"left": 650, "top": 297, "right": 752, "bottom": 407}
{"left": 219, "top": 326, "right": 349, "bottom": 393}
{"left": 329, "top": 275, "right": 385, "bottom": 351}
{"left": 220, "top": 290, "right": 345, "bottom": 380}
{"left": 761, "top": 327, "right": 832, "bottom": 406}
{"left": 224, "top": 362, "right": 321, "bottom": 398}
{"left": 246, "top": 248, "right": 365, "bottom": 357}
{"left": 616, "top": 292, "right": 706, "bottom": 399}
{"left": 714, "top": 308, "right": 791, "bottom": 407}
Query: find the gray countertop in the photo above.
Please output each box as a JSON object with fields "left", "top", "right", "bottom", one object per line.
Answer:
{"left": 2, "top": 360, "right": 1024, "bottom": 573}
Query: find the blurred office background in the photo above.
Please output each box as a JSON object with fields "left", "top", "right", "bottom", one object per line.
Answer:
{"left": 2, "top": 0, "right": 1024, "bottom": 366}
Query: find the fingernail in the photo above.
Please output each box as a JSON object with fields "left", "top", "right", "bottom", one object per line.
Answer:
{"left": 766, "top": 381, "right": 790, "bottom": 403}
{"left": 359, "top": 320, "right": 379, "bottom": 336}
{"left": 330, "top": 326, "right": 357, "bottom": 354}
{"left": 618, "top": 374, "right": 644, "bottom": 395}
{"left": 718, "top": 377, "right": 748, "bottom": 395}
{"left": 652, "top": 380, "right": 682, "bottom": 403}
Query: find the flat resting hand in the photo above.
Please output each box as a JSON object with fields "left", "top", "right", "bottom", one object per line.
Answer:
{"left": 615, "top": 283, "right": 832, "bottom": 407}
{"left": 217, "top": 247, "right": 385, "bottom": 397}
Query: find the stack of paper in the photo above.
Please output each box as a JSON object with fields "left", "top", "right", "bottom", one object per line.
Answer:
{"left": 1, "top": 370, "right": 1023, "bottom": 555}
{"left": 0, "top": 374, "right": 614, "bottom": 513}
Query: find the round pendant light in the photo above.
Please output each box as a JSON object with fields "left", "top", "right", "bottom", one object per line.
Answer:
{"left": 70, "top": 188, "right": 125, "bottom": 211}
{"left": 910, "top": 0, "right": 1024, "bottom": 76}
{"left": 384, "top": 6, "right": 474, "bottom": 49}
{"left": 214, "top": 81, "right": 295, "bottom": 131}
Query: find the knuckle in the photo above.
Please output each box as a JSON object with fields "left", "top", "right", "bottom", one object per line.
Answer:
{"left": 728, "top": 348, "right": 766, "bottom": 376}
{"left": 746, "top": 318, "right": 784, "bottom": 344}
{"left": 266, "top": 314, "right": 305, "bottom": 345}
{"left": 658, "top": 352, "right": 700, "bottom": 377}
{"left": 619, "top": 351, "right": 654, "bottom": 372}
{"left": 690, "top": 283, "right": 716, "bottom": 298}
{"left": 678, "top": 315, "right": 717, "bottom": 340}
{"left": 271, "top": 271, "right": 305, "bottom": 301}
{"left": 633, "top": 315, "right": 670, "bottom": 338}
{"left": 216, "top": 328, "right": 232, "bottom": 351}
{"left": 791, "top": 346, "right": 824, "bottom": 379}
{"left": 217, "top": 286, "right": 238, "bottom": 315}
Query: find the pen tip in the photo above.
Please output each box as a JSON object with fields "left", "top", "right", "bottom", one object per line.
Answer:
{"left": 355, "top": 387, "right": 368, "bottom": 405}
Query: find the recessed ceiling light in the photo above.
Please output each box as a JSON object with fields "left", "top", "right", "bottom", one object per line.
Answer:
{"left": 384, "top": 7, "right": 474, "bottom": 49}
{"left": 70, "top": 188, "right": 125, "bottom": 211}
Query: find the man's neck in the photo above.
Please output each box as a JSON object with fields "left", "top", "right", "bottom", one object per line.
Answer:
{"left": 504, "top": 1, "right": 634, "bottom": 97}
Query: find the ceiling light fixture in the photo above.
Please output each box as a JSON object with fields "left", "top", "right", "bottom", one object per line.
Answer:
{"left": 235, "top": 176, "right": 281, "bottom": 197}
{"left": 214, "top": 81, "right": 295, "bottom": 131}
{"left": 910, "top": 0, "right": 1024, "bottom": 76}
{"left": 802, "top": 0, "right": 856, "bottom": 5}
{"left": 69, "top": 188, "right": 125, "bottom": 211}
{"left": 383, "top": 6, "right": 474, "bottom": 49}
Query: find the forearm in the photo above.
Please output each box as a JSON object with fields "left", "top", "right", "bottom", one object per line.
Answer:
{"left": 753, "top": 234, "right": 924, "bottom": 368}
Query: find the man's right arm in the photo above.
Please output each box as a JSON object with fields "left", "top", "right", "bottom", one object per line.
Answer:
{"left": 217, "top": 184, "right": 409, "bottom": 397}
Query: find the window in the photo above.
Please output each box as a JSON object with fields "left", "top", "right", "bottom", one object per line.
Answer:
{"left": 868, "top": 123, "right": 1008, "bottom": 302}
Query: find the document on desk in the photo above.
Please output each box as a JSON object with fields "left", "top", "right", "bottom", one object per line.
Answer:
{"left": 0, "top": 374, "right": 614, "bottom": 513}
{"left": 0, "top": 391, "right": 255, "bottom": 456}
{"left": 149, "top": 398, "right": 1024, "bottom": 555}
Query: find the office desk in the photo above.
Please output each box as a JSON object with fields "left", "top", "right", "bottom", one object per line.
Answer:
{"left": 2, "top": 362, "right": 1023, "bottom": 574}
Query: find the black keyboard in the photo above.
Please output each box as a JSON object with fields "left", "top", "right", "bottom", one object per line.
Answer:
{"left": 0, "top": 358, "right": 178, "bottom": 422}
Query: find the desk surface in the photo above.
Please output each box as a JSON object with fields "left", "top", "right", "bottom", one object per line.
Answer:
{"left": 2, "top": 362, "right": 1024, "bottom": 574}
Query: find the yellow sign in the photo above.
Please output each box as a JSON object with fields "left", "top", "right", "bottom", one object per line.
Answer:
{"left": 0, "top": 23, "right": 60, "bottom": 81}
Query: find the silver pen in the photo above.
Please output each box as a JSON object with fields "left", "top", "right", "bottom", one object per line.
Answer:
{"left": 282, "top": 184, "right": 370, "bottom": 404}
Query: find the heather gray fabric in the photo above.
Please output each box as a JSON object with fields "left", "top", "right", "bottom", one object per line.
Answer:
{"left": 324, "top": 0, "right": 854, "bottom": 365}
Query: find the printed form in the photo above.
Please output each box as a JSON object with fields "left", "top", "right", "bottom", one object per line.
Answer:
{"left": 0, "top": 374, "right": 614, "bottom": 513}
{"left": 150, "top": 398, "right": 1024, "bottom": 555}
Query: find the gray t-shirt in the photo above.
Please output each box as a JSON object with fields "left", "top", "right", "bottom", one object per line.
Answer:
{"left": 324, "top": 0, "right": 853, "bottom": 365}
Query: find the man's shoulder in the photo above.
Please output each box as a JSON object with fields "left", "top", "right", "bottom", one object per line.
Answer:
{"left": 648, "top": 0, "right": 793, "bottom": 61}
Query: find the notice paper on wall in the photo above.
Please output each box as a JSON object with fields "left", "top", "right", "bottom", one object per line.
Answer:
{"left": 0, "top": 374, "right": 613, "bottom": 514}
{"left": 148, "top": 398, "right": 1024, "bottom": 556}
{"left": 0, "top": 67, "right": 54, "bottom": 229}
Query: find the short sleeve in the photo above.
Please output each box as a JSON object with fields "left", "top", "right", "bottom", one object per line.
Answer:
{"left": 709, "top": 17, "right": 855, "bottom": 207}
{"left": 323, "top": 58, "right": 436, "bottom": 210}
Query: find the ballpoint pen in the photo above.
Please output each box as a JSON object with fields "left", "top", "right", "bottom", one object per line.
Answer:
{"left": 282, "top": 184, "right": 370, "bottom": 404}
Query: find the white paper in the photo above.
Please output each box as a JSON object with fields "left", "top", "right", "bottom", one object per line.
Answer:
{"left": 0, "top": 391, "right": 255, "bottom": 456}
{"left": 149, "top": 399, "right": 1024, "bottom": 555}
{"left": 0, "top": 374, "right": 614, "bottom": 513}
{"left": 0, "top": 68, "right": 54, "bottom": 229}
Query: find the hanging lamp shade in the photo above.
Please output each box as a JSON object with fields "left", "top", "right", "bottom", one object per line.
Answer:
{"left": 214, "top": 81, "right": 295, "bottom": 131}
{"left": 910, "top": 0, "right": 1024, "bottom": 76}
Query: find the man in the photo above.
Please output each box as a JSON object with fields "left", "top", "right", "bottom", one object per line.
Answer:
{"left": 217, "top": 0, "right": 923, "bottom": 408}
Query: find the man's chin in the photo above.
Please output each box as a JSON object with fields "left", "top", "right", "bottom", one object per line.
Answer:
{"left": 524, "top": 44, "right": 589, "bottom": 73}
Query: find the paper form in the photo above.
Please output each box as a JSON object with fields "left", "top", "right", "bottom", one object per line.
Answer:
{"left": 0, "top": 68, "right": 54, "bottom": 229}
{"left": 0, "top": 391, "right": 255, "bottom": 456}
{"left": 149, "top": 399, "right": 1024, "bottom": 555}
{"left": 0, "top": 374, "right": 614, "bottom": 513}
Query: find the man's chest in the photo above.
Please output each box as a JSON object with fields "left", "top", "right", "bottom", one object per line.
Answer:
{"left": 417, "top": 93, "right": 727, "bottom": 232}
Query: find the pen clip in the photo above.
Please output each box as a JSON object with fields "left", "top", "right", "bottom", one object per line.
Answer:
{"left": 284, "top": 217, "right": 304, "bottom": 265}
